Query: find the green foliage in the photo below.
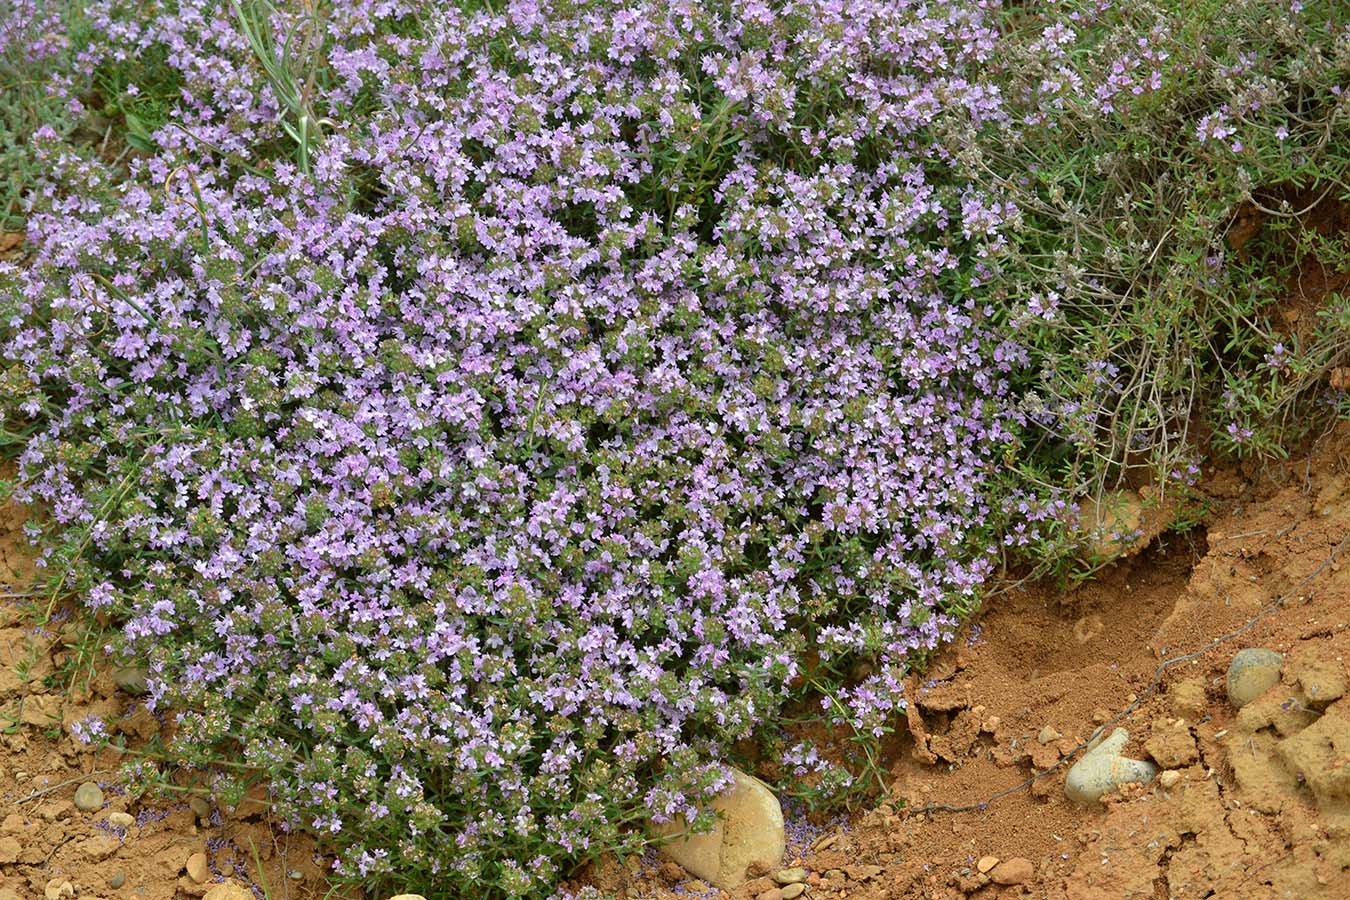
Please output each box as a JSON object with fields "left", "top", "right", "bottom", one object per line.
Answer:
{"left": 967, "top": 0, "right": 1350, "bottom": 579}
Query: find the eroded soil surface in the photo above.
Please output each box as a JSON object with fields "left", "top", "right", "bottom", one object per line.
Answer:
{"left": 617, "top": 426, "right": 1350, "bottom": 900}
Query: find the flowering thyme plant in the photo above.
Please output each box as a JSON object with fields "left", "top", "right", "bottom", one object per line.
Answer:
{"left": 2, "top": 0, "right": 1020, "bottom": 894}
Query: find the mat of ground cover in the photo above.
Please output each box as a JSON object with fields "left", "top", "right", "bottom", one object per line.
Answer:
{"left": 3, "top": 439, "right": 1349, "bottom": 900}
{"left": 0, "top": 467, "right": 334, "bottom": 900}
{"left": 608, "top": 423, "right": 1350, "bottom": 900}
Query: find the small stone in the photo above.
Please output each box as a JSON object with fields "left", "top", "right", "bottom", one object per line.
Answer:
{"left": 757, "top": 891, "right": 784, "bottom": 900}
{"left": 1037, "top": 726, "right": 1061, "bottom": 745}
{"left": 1065, "top": 728, "right": 1157, "bottom": 803}
{"left": 774, "top": 867, "right": 807, "bottom": 885}
{"left": 990, "top": 857, "right": 1033, "bottom": 885}
{"left": 108, "top": 872, "right": 127, "bottom": 889}
{"left": 1158, "top": 770, "right": 1182, "bottom": 789}
{"left": 110, "top": 666, "right": 149, "bottom": 695}
{"left": 74, "top": 781, "right": 105, "bottom": 812}
{"left": 288, "top": 869, "right": 304, "bottom": 881}
{"left": 186, "top": 850, "right": 211, "bottom": 883}
{"left": 976, "top": 856, "right": 999, "bottom": 873}
{"left": 780, "top": 885, "right": 805, "bottom": 900}
{"left": 384, "top": 896, "right": 429, "bottom": 900}
{"left": 108, "top": 811, "right": 135, "bottom": 829}
{"left": 220, "top": 862, "right": 234, "bottom": 877}
{"left": 204, "top": 885, "right": 255, "bottom": 900}
{"left": 654, "top": 767, "right": 785, "bottom": 889}
{"left": 188, "top": 796, "right": 212, "bottom": 821}
{"left": 1227, "top": 648, "right": 1283, "bottom": 708}
{"left": 823, "top": 869, "right": 846, "bottom": 881}
{"left": 43, "top": 880, "right": 74, "bottom": 900}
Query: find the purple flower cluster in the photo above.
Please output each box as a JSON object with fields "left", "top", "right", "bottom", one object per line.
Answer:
{"left": 2, "top": 0, "right": 1021, "bottom": 894}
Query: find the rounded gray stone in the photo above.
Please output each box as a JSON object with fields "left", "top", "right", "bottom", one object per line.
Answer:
{"left": 1227, "top": 648, "right": 1283, "bottom": 708}
{"left": 73, "top": 782, "right": 105, "bottom": 812}
{"left": 107, "top": 872, "right": 126, "bottom": 889}
{"left": 1065, "top": 728, "right": 1156, "bottom": 804}
{"left": 110, "top": 666, "right": 149, "bottom": 696}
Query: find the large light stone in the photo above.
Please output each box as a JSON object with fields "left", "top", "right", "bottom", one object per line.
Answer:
{"left": 654, "top": 768, "right": 785, "bottom": 889}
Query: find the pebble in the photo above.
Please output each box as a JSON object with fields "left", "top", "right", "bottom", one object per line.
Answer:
{"left": 1038, "top": 726, "right": 1061, "bottom": 745}
{"left": 288, "top": 869, "right": 304, "bottom": 881}
{"left": 990, "top": 857, "right": 1034, "bottom": 885}
{"left": 108, "top": 872, "right": 126, "bottom": 889}
{"left": 188, "top": 796, "right": 212, "bottom": 822}
{"left": 186, "top": 851, "right": 211, "bottom": 883}
{"left": 110, "top": 666, "right": 149, "bottom": 695}
{"left": 780, "top": 885, "right": 806, "bottom": 900}
{"left": 1227, "top": 648, "right": 1283, "bottom": 708}
{"left": 43, "top": 880, "right": 74, "bottom": 900}
{"left": 74, "top": 781, "right": 105, "bottom": 812}
{"left": 1065, "top": 728, "right": 1157, "bottom": 803}
{"left": 385, "top": 896, "right": 429, "bottom": 900}
{"left": 1159, "top": 770, "right": 1182, "bottom": 789}
{"left": 774, "top": 867, "right": 807, "bottom": 885}
{"left": 107, "top": 811, "right": 135, "bottom": 829}
{"left": 977, "top": 856, "right": 999, "bottom": 873}
{"left": 204, "top": 886, "right": 256, "bottom": 900}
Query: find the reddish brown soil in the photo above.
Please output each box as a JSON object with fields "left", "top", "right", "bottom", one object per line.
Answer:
{"left": 620, "top": 424, "right": 1350, "bottom": 900}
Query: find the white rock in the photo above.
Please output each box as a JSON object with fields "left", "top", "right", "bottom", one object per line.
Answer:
{"left": 653, "top": 768, "right": 785, "bottom": 889}
{"left": 1065, "top": 728, "right": 1157, "bottom": 804}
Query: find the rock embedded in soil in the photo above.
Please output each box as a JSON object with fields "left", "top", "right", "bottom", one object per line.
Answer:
{"left": 989, "top": 857, "right": 1034, "bottom": 885}
{"left": 186, "top": 850, "right": 211, "bottom": 883}
{"left": 110, "top": 665, "right": 149, "bottom": 695}
{"left": 1227, "top": 648, "right": 1283, "bottom": 708}
{"left": 188, "top": 796, "right": 212, "bottom": 821}
{"left": 1158, "top": 770, "right": 1182, "bottom": 789}
{"left": 1038, "top": 726, "right": 1061, "bottom": 745}
{"left": 73, "top": 781, "right": 104, "bottom": 812}
{"left": 107, "top": 811, "right": 135, "bottom": 829}
{"left": 1290, "top": 658, "right": 1347, "bottom": 706}
{"left": 204, "top": 884, "right": 256, "bottom": 900}
{"left": 773, "top": 868, "right": 807, "bottom": 885}
{"left": 43, "top": 880, "right": 74, "bottom": 900}
{"left": 1065, "top": 728, "right": 1157, "bottom": 804}
{"left": 653, "top": 767, "right": 785, "bottom": 889}
{"left": 977, "top": 856, "right": 999, "bottom": 873}
{"left": 108, "top": 872, "right": 126, "bottom": 889}
{"left": 780, "top": 884, "right": 806, "bottom": 900}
